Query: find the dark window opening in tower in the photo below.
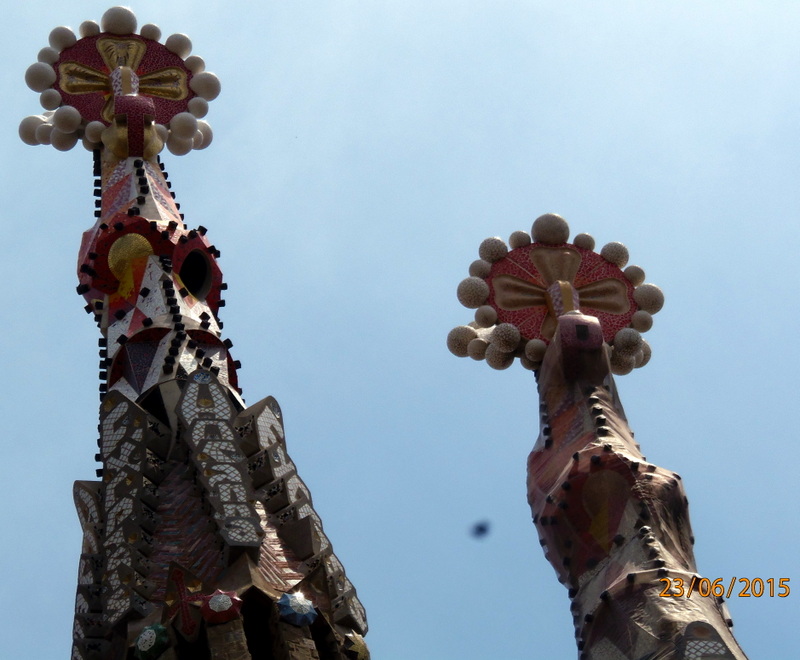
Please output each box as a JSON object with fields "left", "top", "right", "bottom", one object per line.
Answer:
{"left": 180, "top": 249, "right": 212, "bottom": 300}
{"left": 173, "top": 626, "right": 211, "bottom": 660}
{"left": 242, "top": 588, "right": 278, "bottom": 658}
{"left": 138, "top": 386, "right": 170, "bottom": 428}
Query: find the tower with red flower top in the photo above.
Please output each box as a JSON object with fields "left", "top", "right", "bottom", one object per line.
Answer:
{"left": 448, "top": 213, "right": 748, "bottom": 659}
{"left": 21, "top": 7, "right": 368, "bottom": 660}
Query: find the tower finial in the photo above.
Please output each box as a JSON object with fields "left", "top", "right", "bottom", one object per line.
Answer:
{"left": 20, "top": 6, "right": 219, "bottom": 156}
{"left": 447, "top": 216, "right": 749, "bottom": 658}
{"left": 22, "top": 9, "right": 369, "bottom": 659}
{"left": 448, "top": 212, "right": 664, "bottom": 374}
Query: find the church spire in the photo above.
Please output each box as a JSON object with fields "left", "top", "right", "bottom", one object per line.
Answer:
{"left": 21, "top": 7, "right": 368, "bottom": 659}
{"left": 449, "top": 213, "right": 747, "bottom": 659}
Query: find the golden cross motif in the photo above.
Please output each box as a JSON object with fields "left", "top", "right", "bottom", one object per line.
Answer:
{"left": 58, "top": 37, "right": 189, "bottom": 122}
{"left": 492, "top": 246, "right": 630, "bottom": 340}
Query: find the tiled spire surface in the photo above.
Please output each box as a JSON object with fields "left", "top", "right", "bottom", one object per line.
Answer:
{"left": 21, "top": 7, "right": 368, "bottom": 659}
{"left": 449, "top": 213, "right": 748, "bottom": 660}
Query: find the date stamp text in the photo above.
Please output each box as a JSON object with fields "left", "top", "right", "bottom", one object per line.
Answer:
{"left": 659, "top": 577, "right": 790, "bottom": 598}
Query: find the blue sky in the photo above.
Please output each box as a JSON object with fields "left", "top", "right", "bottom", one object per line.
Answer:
{"left": 2, "top": 2, "right": 798, "bottom": 658}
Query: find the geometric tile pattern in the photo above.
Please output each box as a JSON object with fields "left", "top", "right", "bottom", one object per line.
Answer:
{"left": 147, "top": 462, "right": 224, "bottom": 602}
{"left": 679, "top": 621, "right": 740, "bottom": 660}
{"left": 177, "top": 370, "right": 263, "bottom": 551}
{"left": 97, "top": 392, "right": 161, "bottom": 626}
{"left": 237, "top": 397, "right": 367, "bottom": 633}
{"left": 71, "top": 152, "right": 371, "bottom": 657}
{"left": 685, "top": 640, "right": 729, "bottom": 659}
{"left": 528, "top": 314, "right": 748, "bottom": 659}
{"left": 20, "top": 11, "right": 369, "bottom": 658}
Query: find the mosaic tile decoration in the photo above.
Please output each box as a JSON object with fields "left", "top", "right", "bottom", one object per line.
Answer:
{"left": 448, "top": 215, "right": 749, "bottom": 659}
{"left": 20, "top": 7, "right": 369, "bottom": 659}
{"left": 55, "top": 33, "right": 193, "bottom": 126}
{"left": 448, "top": 213, "right": 664, "bottom": 376}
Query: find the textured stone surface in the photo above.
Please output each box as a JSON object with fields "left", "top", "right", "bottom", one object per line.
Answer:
{"left": 527, "top": 314, "right": 748, "bottom": 659}
{"left": 207, "top": 619, "right": 253, "bottom": 660}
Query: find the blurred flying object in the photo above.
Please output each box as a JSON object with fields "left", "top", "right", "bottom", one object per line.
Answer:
{"left": 471, "top": 520, "right": 490, "bottom": 538}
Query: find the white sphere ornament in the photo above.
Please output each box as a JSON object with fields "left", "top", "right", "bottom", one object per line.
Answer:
{"left": 19, "top": 115, "right": 47, "bottom": 145}
{"left": 610, "top": 350, "right": 635, "bottom": 375}
{"left": 467, "top": 338, "right": 489, "bottom": 360}
{"left": 192, "top": 129, "right": 204, "bottom": 149}
{"left": 49, "top": 26, "right": 77, "bottom": 51}
{"left": 447, "top": 325, "right": 478, "bottom": 357}
{"left": 491, "top": 323, "right": 521, "bottom": 352}
{"left": 624, "top": 265, "right": 645, "bottom": 286}
{"left": 457, "top": 277, "right": 490, "bottom": 308}
{"left": 84, "top": 121, "right": 105, "bottom": 143}
{"left": 155, "top": 124, "right": 169, "bottom": 143}
{"left": 195, "top": 121, "right": 213, "bottom": 150}
{"left": 519, "top": 356, "right": 536, "bottom": 370}
{"left": 137, "top": 629, "right": 156, "bottom": 651}
{"left": 633, "top": 283, "right": 664, "bottom": 314}
{"left": 485, "top": 344, "right": 514, "bottom": 370}
{"left": 185, "top": 55, "right": 206, "bottom": 73}
{"left": 170, "top": 112, "right": 198, "bottom": 139}
{"left": 509, "top": 230, "right": 531, "bottom": 248}
{"left": 79, "top": 20, "right": 100, "bottom": 38}
{"left": 165, "top": 33, "right": 192, "bottom": 58}
{"left": 25, "top": 62, "right": 57, "bottom": 92}
{"left": 101, "top": 7, "right": 138, "bottom": 35}
{"left": 474, "top": 305, "right": 497, "bottom": 328}
{"left": 35, "top": 123, "right": 53, "bottom": 145}
{"left": 167, "top": 134, "right": 193, "bottom": 156}
{"left": 188, "top": 97, "right": 209, "bottom": 118}
{"left": 478, "top": 237, "right": 508, "bottom": 263}
{"left": 532, "top": 213, "right": 570, "bottom": 244}
{"left": 82, "top": 136, "right": 100, "bottom": 151}
{"left": 631, "top": 310, "right": 653, "bottom": 332}
{"left": 50, "top": 129, "right": 79, "bottom": 151}
{"left": 140, "top": 24, "right": 162, "bottom": 41}
{"left": 600, "top": 241, "right": 629, "bottom": 268}
{"left": 40, "top": 89, "right": 62, "bottom": 110}
{"left": 190, "top": 72, "right": 221, "bottom": 101}
{"left": 613, "top": 328, "right": 642, "bottom": 357}
{"left": 53, "top": 105, "right": 82, "bottom": 133}
{"left": 524, "top": 339, "right": 547, "bottom": 362}
{"left": 637, "top": 340, "right": 652, "bottom": 367}
{"left": 468, "top": 259, "right": 491, "bottom": 278}
{"left": 573, "top": 233, "right": 595, "bottom": 250}
{"left": 37, "top": 47, "right": 59, "bottom": 64}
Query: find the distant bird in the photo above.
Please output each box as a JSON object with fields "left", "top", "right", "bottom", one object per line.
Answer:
{"left": 471, "top": 520, "right": 491, "bottom": 538}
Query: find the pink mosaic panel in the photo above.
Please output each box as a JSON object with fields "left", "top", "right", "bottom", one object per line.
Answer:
{"left": 486, "top": 243, "right": 636, "bottom": 343}
{"left": 55, "top": 34, "right": 194, "bottom": 125}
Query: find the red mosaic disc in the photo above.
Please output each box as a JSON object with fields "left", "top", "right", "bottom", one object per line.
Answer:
{"left": 54, "top": 33, "right": 194, "bottom": 125}
{"left": 486, "top": 243, "right": 636, "bottom": 344}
